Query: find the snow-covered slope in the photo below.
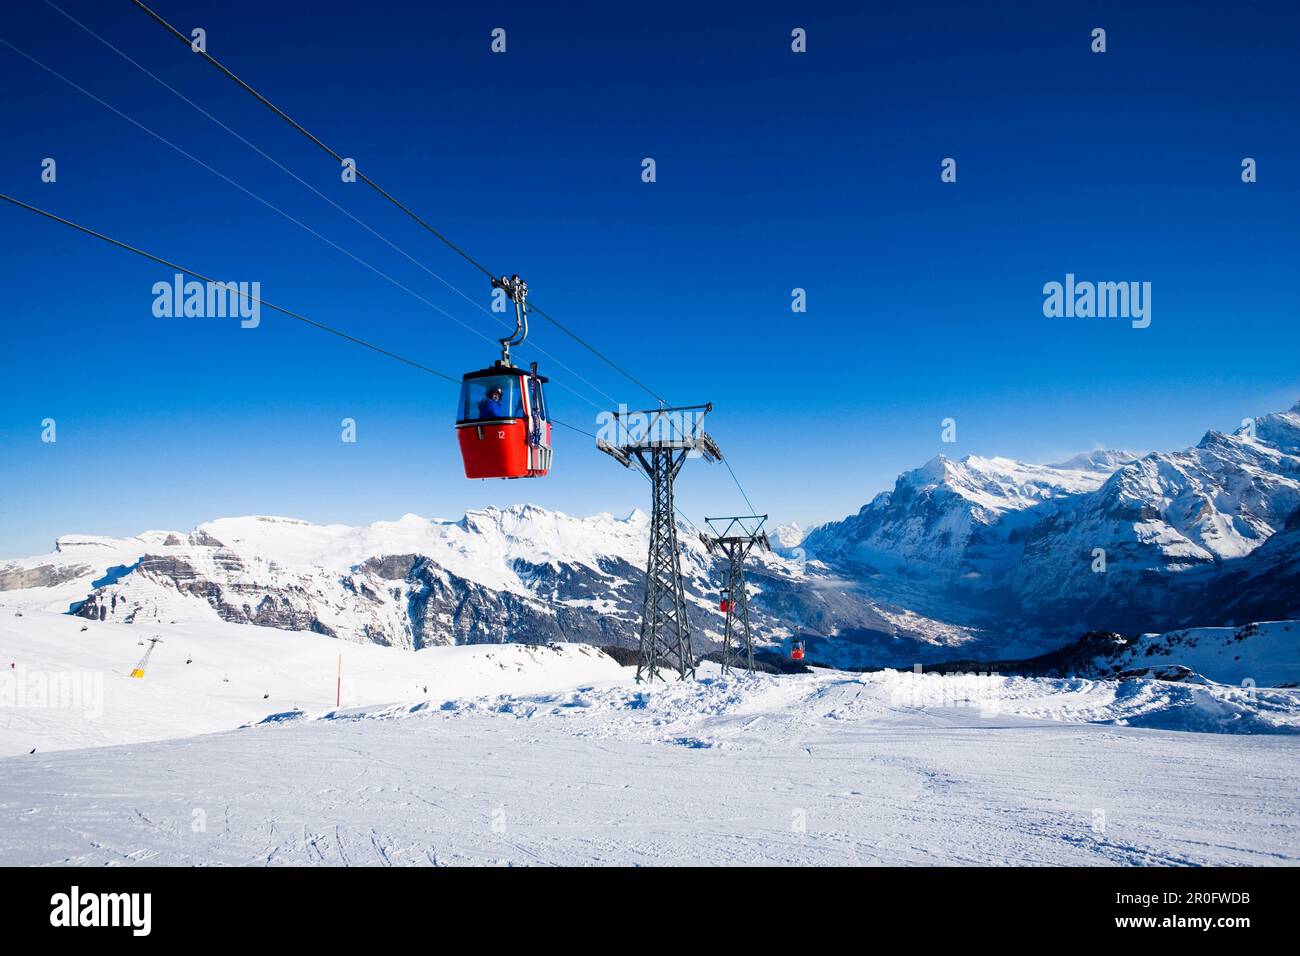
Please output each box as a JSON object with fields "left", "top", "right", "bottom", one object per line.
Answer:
{"left": 1095, "top": 621, "right": 1300, "bottom": 687}
{"left": 1200, "top": 513, "right": 1300, "bottom": 625}
{"left": 0, "top": 609, "right": 626, "bottom": 757}
{"left": 927, "top": 619, "right": 1300, "bottom": 690}
{"left": 3, "top": 667, "right": 1296, "bottom": 865}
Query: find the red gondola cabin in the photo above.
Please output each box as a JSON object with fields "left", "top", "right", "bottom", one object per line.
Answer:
{"left": 790, "top": 640, "right": 805, "bottom": 661}
{"left": 456, "top": 362, "right": 552, "bottom": 479}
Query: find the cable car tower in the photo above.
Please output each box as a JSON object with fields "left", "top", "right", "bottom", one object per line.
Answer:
{"left": 701, "top": 515, "right": 770, "bottom": 674}
{"left": 598, "top": 404, "right": 722, "bottom": 682}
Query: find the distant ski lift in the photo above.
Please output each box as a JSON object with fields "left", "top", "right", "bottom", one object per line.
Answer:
{"left": 790, "top": 639, "right": 805, "bottom": 662}
{"left": 130, "top": 636, "right": 163, "bottom": 679}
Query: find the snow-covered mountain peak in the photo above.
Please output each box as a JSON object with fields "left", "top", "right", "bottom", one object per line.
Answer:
{"left": 53, "top": 532, "right": 166, "bottom": 553}
{"left": 963, "top": 454, "right": 1021, "bottom": 472}
{"left": 899, "top": 452, "right": 1115, "bottom": 517}
{"left": 800, "top": 449, "right": 1122, "bottom": 578}
{"left": 202, "top": 515, "right": 313, "bottom": 532}
{"left": 1196, "top": 428, "right": 1231, "bottom": 449}
{"left": 802, "top": 400, "right": 1300, "bottom": 637}
{"left": 1252, "top": 406, "right": 1300, "bottom": 455}
{"left": 912, "top": 454, "right": 952, "bottom": 483}
{"left": 768, "top": 522, "right": 805, "bottom": 550}
{"left": 1051, "top": 449, "right": 1143, "bottom": 472}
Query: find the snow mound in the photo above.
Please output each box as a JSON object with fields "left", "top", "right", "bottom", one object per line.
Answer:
{"left": 850, "top": 670, "right": 1300, "bottom": 735}
{"left": 241, "top": 665, "right": 1300, "bottom": 744}
{"left": 1100, "top": 621, "right": 1300, "bottom": 687}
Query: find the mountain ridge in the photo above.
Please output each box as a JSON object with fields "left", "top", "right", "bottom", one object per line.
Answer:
{"left": 804, "top": 401, "right": 1300, "bottom": 636}
{"left": 4, "top": 402, "right": 1299, "bottom": 666}
{"left": 3, "top": 504, "right": 986, "bottom": 666}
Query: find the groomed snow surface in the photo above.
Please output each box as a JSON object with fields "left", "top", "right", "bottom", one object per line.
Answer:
{"left": 1, "top": 612, "right": 1297, "bottom": 866}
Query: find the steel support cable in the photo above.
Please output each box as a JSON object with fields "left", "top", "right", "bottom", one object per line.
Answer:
{"left": 548, "top": 419, "right": 703, "bottom": 536}
{"left": 3, "top": 188, "right": 635, "bottom": 633}
{"left": 0, "top": 194, "right": 632, "bottom": 436}
{"left": 129, "top": 0, "right": 759, "bottom": 515}
{"left": 723, "top": 458, "right": 757, "bottom": 516}
{"left": 25, "top": 2, "right": 762, "bottom": 522}
{"left": 39, "top": 0, "right": 620, "bottom": 412}
{"left": 0, "top": 31, "right": 609, "bottom": 416}
{"left": 0, "top": 191, "right": 704, "bottom": 536}
{"left": 1, "top": 191, "right": 623, "bottom": 451}
{"left": 130, "top": 0, "right": 668, "bottom": 407}
{"left": 0, "top": 192, "right": 459, "bottom": 384}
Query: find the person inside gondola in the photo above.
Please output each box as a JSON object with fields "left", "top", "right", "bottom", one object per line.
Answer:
{"left": 478, "top": 385, "right": 506, "bottom": 419}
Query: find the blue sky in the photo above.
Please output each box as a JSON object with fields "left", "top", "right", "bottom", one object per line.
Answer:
{"left": 1, "top": 0, "right": 1297, "bottom": 556}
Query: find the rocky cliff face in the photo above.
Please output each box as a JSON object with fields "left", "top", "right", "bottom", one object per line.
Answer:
{"left": 0, "top": 563, "right": 93, "bottom": 591}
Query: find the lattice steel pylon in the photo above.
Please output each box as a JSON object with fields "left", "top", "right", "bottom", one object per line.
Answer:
{"left": 701, "top": 515, "right": 770, "bottom": 674}
{"left": 598, "top": 404, "right": 722, "bottom": 682}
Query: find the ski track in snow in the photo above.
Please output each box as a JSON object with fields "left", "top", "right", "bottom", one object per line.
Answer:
{"left": 1, "top": 669, "right": 1296, "bottom": 867}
